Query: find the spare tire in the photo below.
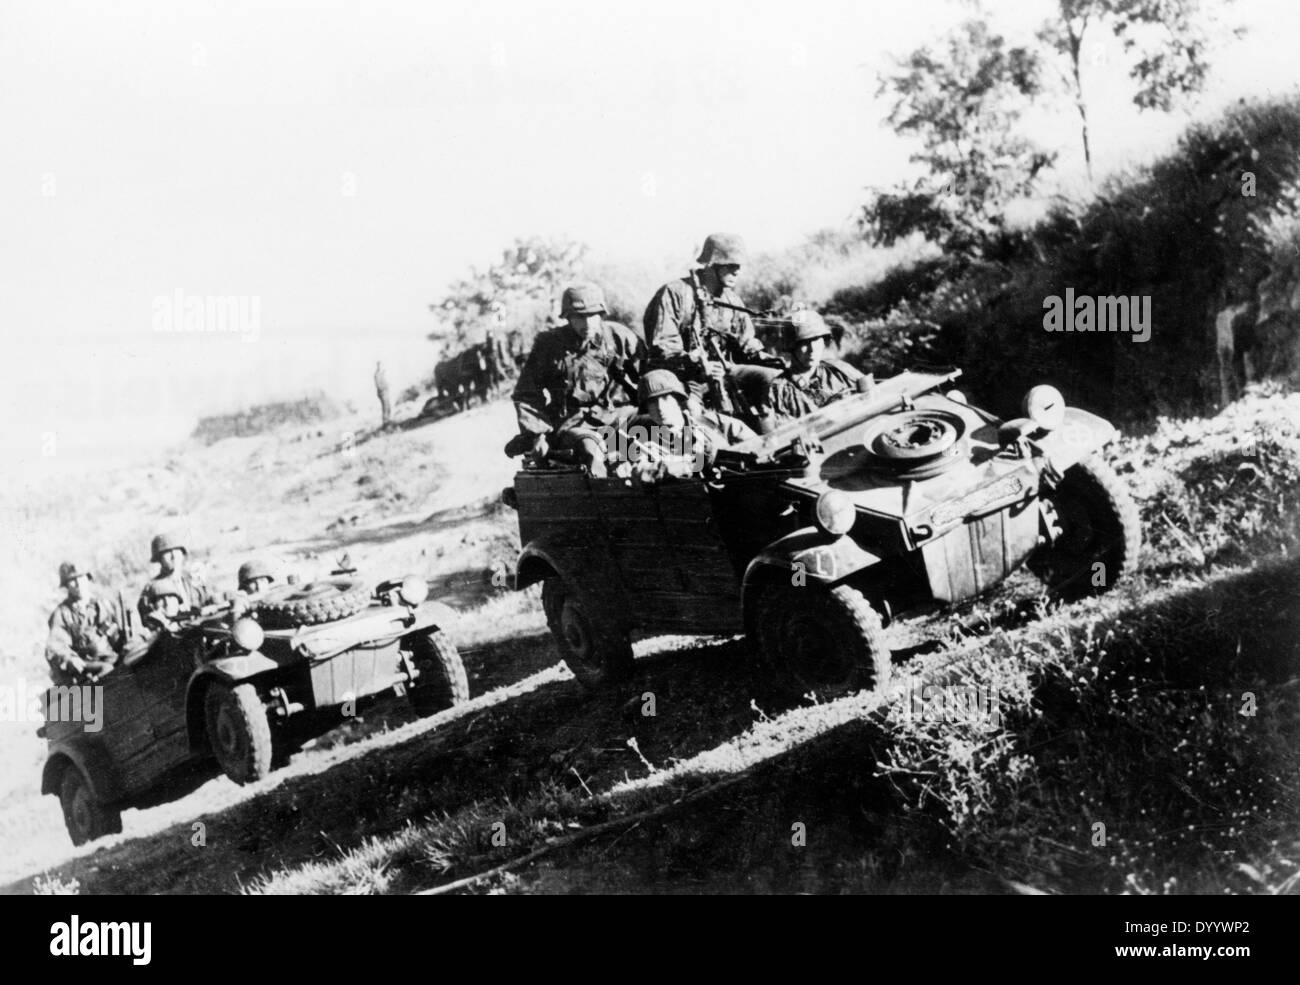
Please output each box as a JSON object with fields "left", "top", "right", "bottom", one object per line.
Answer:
{"left": 254, "top": 577, "right": 370, "bottom": 627}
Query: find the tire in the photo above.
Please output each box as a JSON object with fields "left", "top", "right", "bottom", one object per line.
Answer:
{"left": 255, "top": 577, "right": 370, "bottom": 628}
{"left": 59, "top": 767, "right": 121, "bottom": 847}
{"left": 1028, "top": 454, "right": 1142, "bottom": 599}
{"left": 406, "top": 629, "right": 470, "bottom": 715}
{"left": 755, "top": 583, "right": 891, "bottom": 698}
{"left": 541, "top": 576, "right": 633, "bottom": 691}
{"left": 205, "top": 683, "right": 273, "bottom": 785}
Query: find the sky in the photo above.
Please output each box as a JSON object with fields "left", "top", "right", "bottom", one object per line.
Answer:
{"left": 1, "top": 0, "right": 1297, "bottom": 473}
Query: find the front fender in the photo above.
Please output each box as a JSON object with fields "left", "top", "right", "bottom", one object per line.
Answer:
{"left": 198, "top": 650, "right": 280, "bottom": 684}
{"left": 42, "top": 741, "right": 124, "bottom": 805}
{"left": 742, "top": 527, "right": 883, "bottom": 592}
{"left": 407, "top": 599, "right": 461, "bottom": 632}
{"left": 1032, "top": 407, "right": 1118, "bottom": 474}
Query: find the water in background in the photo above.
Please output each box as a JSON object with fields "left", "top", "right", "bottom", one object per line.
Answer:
{"left": 1, "top": 328, "right": 439, "bottom": 480}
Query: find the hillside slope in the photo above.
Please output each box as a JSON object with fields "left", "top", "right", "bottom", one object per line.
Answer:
{"left": 4, "top": 386, "right": 1298, "bottom": 895}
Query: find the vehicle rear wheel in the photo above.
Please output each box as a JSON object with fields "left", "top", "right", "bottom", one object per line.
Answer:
{"left": 59, "top": 767, "right": 122, "bottom": 847}
{"left": 406, "top": 629, "right": 470, "bottom": 715}
{"left": 542, "top": 576, "right": 633, "bottom": 690}
{"left": 205, "top": 683, "right": 273, "bottom": 785}
{"left": 756, "top": 583, "right": 891, "bottom": 698}
{"left": 1028, "top": 454, "right": 1141, "bottom": 599}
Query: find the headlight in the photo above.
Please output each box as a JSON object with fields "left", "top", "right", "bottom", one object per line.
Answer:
{"left": 1024, "top": 385, "right": 1065, "bottom": 432}
{"left": 813, "top": 491, "right": 856, "bottom": 537}
{"left": 398, "top": 575, "right": 429, "bottom": 606}
{"left": 947, "top": 389, "right": 968, "bottom": 405}
{"left": 231, "top": 617, "right": 265, "bottom": 653}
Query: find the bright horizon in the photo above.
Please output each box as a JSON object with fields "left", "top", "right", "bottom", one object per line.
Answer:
{"left": 2, "top": 0, "right": 1297, "bottom": 474}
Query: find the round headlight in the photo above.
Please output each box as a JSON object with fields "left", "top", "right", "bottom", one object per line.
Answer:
{"left": 947, "top": 389, "right": 968, "bottom": 405}
{"left": 813, "top": 490, "right": 856, "bottom": 537}
{"left": 1024, "top": 385, "right": 1066, "bottom": 432}
{"left": 231, "top": 617, "right": 265, "bottom": 653}
{"left": 398, "top": 575, "right": 429, "bottom": 606}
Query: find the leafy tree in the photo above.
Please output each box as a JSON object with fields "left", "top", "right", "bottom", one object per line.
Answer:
{"left": 1037, "top": 0, "right": 1245, "bottom": 180}
{"left": 862, "top": 20, "right": 1055, "bottom": 256}
{"left": 429, "top": 236, "right": 587, "bottom": 348}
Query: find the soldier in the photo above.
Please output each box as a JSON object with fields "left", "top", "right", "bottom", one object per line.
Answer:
{"left": 643, "top": 233, "right": 772, "bottom": 411}
{"left": 236, "top": 558, "right": 275, "bottom": 597}
{"left": 136, "top": 533, "right": 214, "bottom": 625}
{"left": 621, "top": 370, "right": 755, "bottom": 480}
{"left": 374, "top": 361, "right": 391, "bottom": 428}
{"left": 140, "top": 579, "right": 187, "bottom": 634}
{"left": 761, "top": 309, "right": 863, "bottom": 429}
{"left": 45, "top": 561, "right": 122, "bottom": 685}
{"left": 509, "top": 283, "right": 644, "bottom": 476}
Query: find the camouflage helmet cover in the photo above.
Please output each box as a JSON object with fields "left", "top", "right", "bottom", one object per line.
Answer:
{"left": 696, "top": 233, "right": 747, "bottom": 267}
{"left": 559, "top": 283, "right": 608, "bottom": 319}
{"left": 237, "top": 558, "right": 274, "bottom": 586}
{"left": 58, "top": 561, "right": 93, "bottom": 587}
{"left": 638, "top": 369, "right": 688, "bottom": 405}
{"left": 150, "top": 532, "right": 187, "bottom": 563}
{"left": 782, "top": 309, "right": 833, "bottom": 347}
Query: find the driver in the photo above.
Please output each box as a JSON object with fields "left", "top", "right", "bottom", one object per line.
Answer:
{"left": 141, "top": 580, "right": 187, "bottom": 634}
{"left": 236, "top": 558, "right": 275, "bottom": 597}
{"left": 761, "top": 310, "right": 863, "bottom": 430}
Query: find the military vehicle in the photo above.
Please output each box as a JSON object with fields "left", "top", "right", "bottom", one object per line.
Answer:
{"left": 40, "top": 575, "right": 468, "bottom": 846}
{"left": 503, "top": 368, "right": 1141, "bottom": 694}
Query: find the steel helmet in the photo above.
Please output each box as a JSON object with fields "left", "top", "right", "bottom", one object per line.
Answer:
{"left": 782, "top": 309, "right": 833, "bottom": 347}
{"left": 150, "top": 533, "right": 187, "bottom": 563}
{"left": 638, "top": 369, "right": 687, "bottom": 405}
{"left": 560, "top": 283, "right": 608, "bottom": 319}
{"left": 696, "top": 233, "right": 748, "bottom": 267}
{"left": 237, "top": 558, "right": 274, "bottom": 587}
{"left": 58, "top": 561, "right": 93, "bottom": 587}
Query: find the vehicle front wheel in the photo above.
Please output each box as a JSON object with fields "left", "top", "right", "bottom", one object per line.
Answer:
{"left": 541, "top": 577, "right": 633, "bottom": 691}
{"left": 406, "top": 629, "right": 470, "bottom": 715}
{"left": 205, "top": 683, "right": 273, "bottom": 785}
{"left": 755, "top": 582, "right": 892, "bottom": 698}
{"left": 1029, "top": 454, "right": 1142, "bottom": 599}
{"left": 59, "top": 767, "right": 121, "bottom": 847}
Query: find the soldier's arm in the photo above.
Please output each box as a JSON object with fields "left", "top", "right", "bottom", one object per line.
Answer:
{"left": 45, "top": 610, "right": 82, "bottom": 673}
{"left": 644, "top": 286, "right": 694, "bottom": 375}
{"left": 511, "top": 341, "right": 555, "bottom": 435}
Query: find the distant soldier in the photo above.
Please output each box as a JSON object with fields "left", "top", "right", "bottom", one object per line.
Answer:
{"left": 509, "top": 283, "right": 644, "bottom": 476}
{"left": 45, "top": 561, "right": 122, "bottom": 685}
{"left": 622, "top": 370, "right": 755, "bottom": 480}
{"left": 136, "top": 533, "right": 214, "bottom": 626}
{"left": 236, "top": 558, "right": 275, "bottom": 597}
{"left": 761, "top": 310, "right": 863, "bottom": 430}
{"left": 374, "top": 361, "right": 392, "bottom": 427}
{"left": 643, "top": 233, "right": 771, "bottom": 411}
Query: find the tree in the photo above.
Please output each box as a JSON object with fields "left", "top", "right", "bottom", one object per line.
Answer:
{"left": 862, "top": 20, "right": 1055, "bottom": 256}
{"left": 1037, "top": 0, "right": 1245, "bottom": 180}
{"left": 429, "top": 236, "right": 588, "bottom": 348}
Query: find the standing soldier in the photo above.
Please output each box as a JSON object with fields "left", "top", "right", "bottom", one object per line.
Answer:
{"left": 374, "top": 361, "right": 392, "bottom": 428}
{"left": 508, "top": 283, "right": 644, "bottom": 476}
{"left": 761, "top": 309, "right": 863, "bottom": 430}
{"left": 137, "top": 533, "right": 214, "bottom": 625}
{"left": 643, "top": 233, "right": 772, "bottom": 414}
{"left": 46, "top": 561, "right": 121, "bottom": 685}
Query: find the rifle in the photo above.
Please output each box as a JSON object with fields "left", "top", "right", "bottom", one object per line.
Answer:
{"left": 686, "top": 270, "right": 732, "bottom": 414}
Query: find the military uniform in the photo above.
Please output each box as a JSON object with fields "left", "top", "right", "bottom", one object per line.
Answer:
{"left": 643, "top": 278, "right": 759, "bottom": 377}
{"left": 512, "top": 284, "right": 644, "bottom": 474}
{"left": 46, "top": 596, "right": 121, "bottom": 686}
{"left": 765, "top": 358, "right": 863, "bottom": 424}
{"left": 621, "top": 369, "right": 756, "bottom": 479}
{"left": 137, "top": 570, "right": 212, "bottom": 625}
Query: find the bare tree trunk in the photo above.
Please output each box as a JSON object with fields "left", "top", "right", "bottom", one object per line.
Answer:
{"left": 1068, "top": 20, "right": 1093, "bottom": 183}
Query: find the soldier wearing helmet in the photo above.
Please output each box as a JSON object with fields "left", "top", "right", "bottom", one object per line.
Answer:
{"left": 643, "top": 233, "right": 773, "bottom": 412}
{"left": 761, "top": 309, "right": 863, "bottom": 429}
{"left": 509, "top": 282, "right": 644, "bottom": 476}
{"left": 136, "top": 532, "right": 214, "bottom": 626}
{"left": 620, "top": 370, "right": 755, "bottom": 480}
{"left": 45, "top": 561, "right": 122, "bottom": 685}
{"left": 236, "top": 558, "right": 275, "bottom": 597}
